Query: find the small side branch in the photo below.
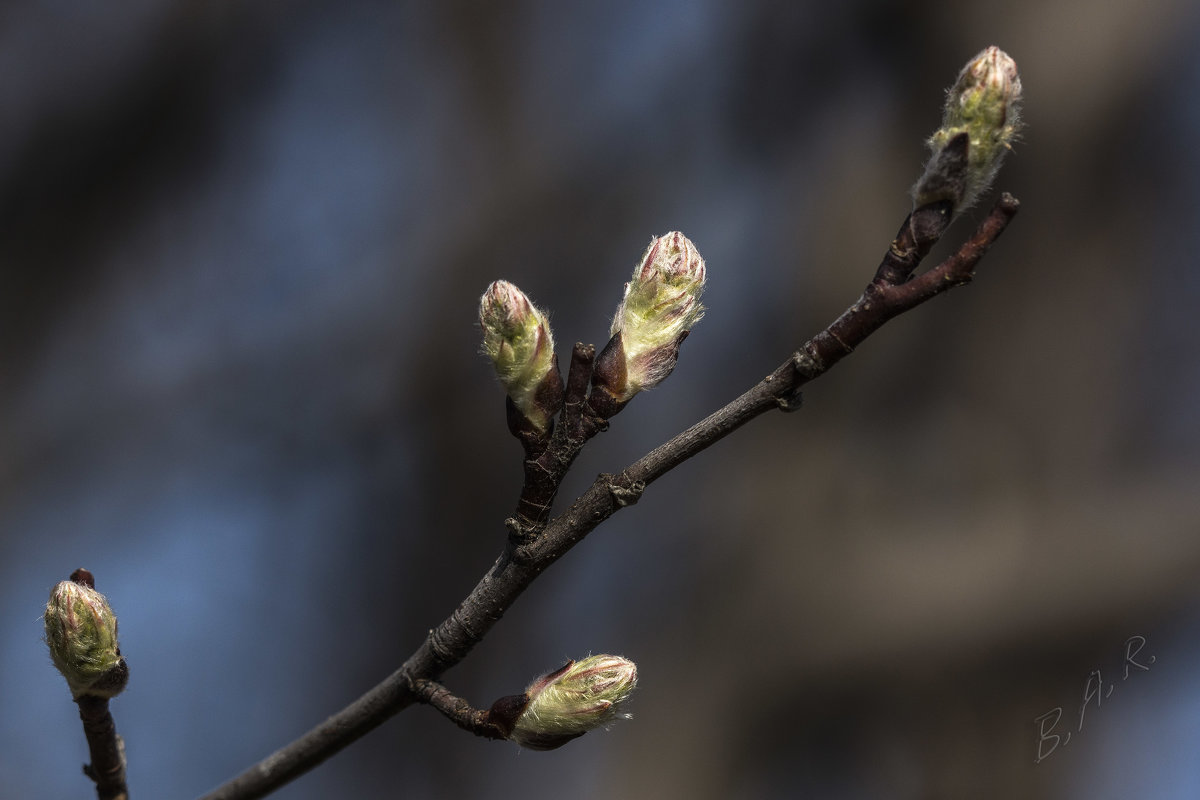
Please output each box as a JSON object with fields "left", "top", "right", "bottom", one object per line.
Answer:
{"left": 512, "top": 341, "right": 606, "bottom": 537}
{"left": 409, "top": 679, "right": 507, "bottom": 742}
{"left": 808, "top": 193, "right": 1020, "bottom": 376}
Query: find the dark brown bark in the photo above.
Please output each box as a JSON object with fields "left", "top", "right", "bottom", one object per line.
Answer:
{"left": 408, "top": 679, "right": 508, "bottom": 742}
{"left": 76, "top": 696, "right": 129, "bottom": 800}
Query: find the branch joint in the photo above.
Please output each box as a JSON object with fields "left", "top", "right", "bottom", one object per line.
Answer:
{"left": 791, "top": 349, "right": 822, "bottom": 381}
{"left": 606, "top": 476, "right": 645, "bottom": 508}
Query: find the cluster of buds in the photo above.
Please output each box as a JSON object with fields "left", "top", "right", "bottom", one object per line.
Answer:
{"left": 489, "top": 654, "right": 639, "bottom": 750}
{"left": 478, "top": 232, "right": 706, "bottom": 429}
{"left": 914, "top": 46, "right": 1022, "bottom": 212}
{"left": 44, "top": 570, "right": 128, "bottom": 699}
{"left": 589, "top": 231, "right": 706, "bottom": 417}
{"left": 479, "top": 280, "right": 564, "bottom": 436}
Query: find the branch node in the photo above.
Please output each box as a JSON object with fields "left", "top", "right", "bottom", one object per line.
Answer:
{"left": 606, "top": 476, "right": 645, "bottom": 507}
{"left": 791, "top": 349, "right": 822, "bottom": 381}
{"left": 505, "top": 516, "right": 537, "bottom": 547}
{"left": 775, "top": 390, "right": 803, "bottom": 413}
{"left": 577, "top": 406, "right": 610, "bottom": 436}
{"left": 426, "top": 624, "right": 459, "bottom": 667}
{"left": 828, "top": 329, "right": 854, "bottom": 354}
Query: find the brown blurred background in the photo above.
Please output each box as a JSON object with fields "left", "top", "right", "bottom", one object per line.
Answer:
{"left": 5, "top": 1, "right": 1200, "bottom": 798}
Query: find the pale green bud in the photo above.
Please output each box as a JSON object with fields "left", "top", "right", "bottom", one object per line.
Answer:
{"left": 590, "top": 233, "right": 705, "bottom": 415}
{"left": 612, "top": 232, "right": 706, "bottom": 388}
{"left": 915, "top": 46, "right": 1022, "bottom": 210}
{"left": 44, "top": 574, "right": 128, "bottom": 699}
{"left": 506, "top": 655, "right": 638, "bottom": 751}
{"left": 479, "top": 280, "right": 562, "bottom": 433}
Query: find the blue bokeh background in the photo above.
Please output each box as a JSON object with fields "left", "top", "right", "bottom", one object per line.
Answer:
{"left": 4, "top": 1, "right": 1200, "bottom": 798}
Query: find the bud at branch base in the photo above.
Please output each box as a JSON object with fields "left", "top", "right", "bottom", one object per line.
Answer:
{"left": 479, "top": 280, "right": 563, "bottom": 434}
{"left": 591, "top": 232, "right": 706, "bottom": 415}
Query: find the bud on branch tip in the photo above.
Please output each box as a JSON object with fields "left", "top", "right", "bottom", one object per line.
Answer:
{"left": 479, "top": 280, "right": 562, "bottom": 434}
{"left": 914, "top": 46, "right": 1022, "bottom": 211}
{"left": 591, "top": 232, "right": 706, "bottom": 413}
{"left": 497, "top": 654, "right": 638, "bottom": 751}
{"left": 44, "top": 574, "right": 128, "bottom": 699}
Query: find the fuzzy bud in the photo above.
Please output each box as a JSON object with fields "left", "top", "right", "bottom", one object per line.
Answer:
{"left": 914, "top": 46, "right": 1022, "bottom": 211}
{"left": 493, "top": 654, "right": 638, "bottom": 751}
{"left": 44, "top": 572, "right": 128, "bottom": 699}
{"left": 590, "top": 233, "right": 705, "bottom": 416}
{"left": 479, "top": 280, "right": 563, "bottom": 434}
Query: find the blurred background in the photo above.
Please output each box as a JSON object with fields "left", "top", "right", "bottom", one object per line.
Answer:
{"left": 4, "top": 0, "right": 1200, "bottom": 797}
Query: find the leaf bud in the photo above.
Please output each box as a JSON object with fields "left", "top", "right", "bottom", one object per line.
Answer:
{"left": 44, "top": 573, "right": 128, "bottom": 699}
{"left": 914, "top": 46, "right": 1022, "bottom": 211}
{"left": 590, "top": 232, "right": 705, "bottom": 416}
{"left": 493, "top": 654, "right": 638, "bottom": 751}
{"left": 479, "top": 280, "right": 564, "bottom": 434}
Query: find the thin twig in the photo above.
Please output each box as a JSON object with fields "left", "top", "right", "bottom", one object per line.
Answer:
{"left": 512, "top": 341, "right": 607, "bottom": 536}
{"left": 77, "top": 696, "right": 129, "bottom": 800}
{"left": 408, "top": 679, "right": 508, "bottom": 741}
{"left": 198, "top": 194, "right": 1018, "bottom": 800}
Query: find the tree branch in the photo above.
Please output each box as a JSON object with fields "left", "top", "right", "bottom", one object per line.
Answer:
{"left": 76, "top": 695, "right": 128, "bottom": 800}
{"left": 198, "top": 193, "right": 1018, "bottom": 800}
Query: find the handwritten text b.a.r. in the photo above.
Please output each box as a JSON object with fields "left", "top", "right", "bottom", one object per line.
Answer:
{"left": 1033, "top": 635, "right": 1155, "bottom": 764}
